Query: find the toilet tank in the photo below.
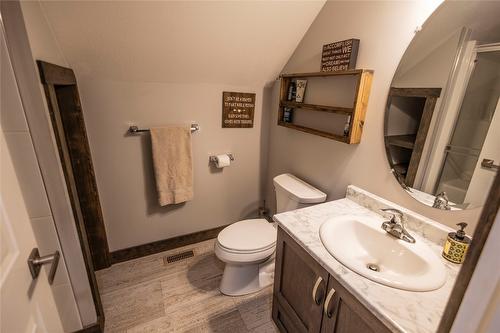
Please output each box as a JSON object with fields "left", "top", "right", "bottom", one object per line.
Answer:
{"left": 273, "top": 174, "right": 327, "bottom": 213}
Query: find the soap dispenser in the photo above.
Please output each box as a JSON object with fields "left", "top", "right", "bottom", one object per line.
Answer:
{"left": 442, "top": 222, "right": 471, "bottom": 264}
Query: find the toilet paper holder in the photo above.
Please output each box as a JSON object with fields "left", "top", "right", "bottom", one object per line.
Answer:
{"left": 209, "top": 153, "right": 234, "bottom": 163}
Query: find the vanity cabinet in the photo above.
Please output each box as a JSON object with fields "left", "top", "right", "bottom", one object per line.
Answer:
{"left": 272, "top": 227, "right": 391, "bottom": 333}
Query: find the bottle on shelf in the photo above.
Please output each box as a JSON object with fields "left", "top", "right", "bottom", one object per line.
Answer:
{"left": 295, "top": 79, "right": 307, "bottom": 103}
{"left": 287, "top": 81, "right": 296, "bottom": 101}
{"left": 343, "top": 115, "right": 351, "bottom": 136}
{"left": 283, "top": 107, "right": 294, "bottom": 123}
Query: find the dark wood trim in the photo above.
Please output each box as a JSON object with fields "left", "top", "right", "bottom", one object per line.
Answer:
{"left": 385, "top": 134, "right": 416, "bottom": 149}
{"left": 437, "top": 171, "right": 500, "bottom": 333}
{"left": 37, "top": 60, "right": 76, "bottom": 85}
{"left": 36, "top": 61, "right": 108, "bottom": 327}
{"left": 384, "top": 87, "right": 442, "bottom": 187}
{"left": 405, "top": 95, "right": 438, "bottom": 185}
{"left": 389, "top": 87, "right": 442, "bottom": 97}
{"left": 109, "top": 225, "right": 227, "bottom": 265}
{"left": 36, "top": 60, "right": 111, "bottom": 270}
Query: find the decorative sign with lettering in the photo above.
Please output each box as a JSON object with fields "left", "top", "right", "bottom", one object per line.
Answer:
{"left": 321, "top": 39, "right": 359, "bottom": 72}
{"left": 222, "top": 92, "right": 256, "bottom": 128}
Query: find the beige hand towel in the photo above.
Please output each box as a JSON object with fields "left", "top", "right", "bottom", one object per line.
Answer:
{"left": 150, "top": 125, "right": 193, "bottom": 206}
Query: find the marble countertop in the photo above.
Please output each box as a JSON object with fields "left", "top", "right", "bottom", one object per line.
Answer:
{"left": 273, "top": 186, "right": 460, "bottom": 333}
{"left": 406, "top": 187, "right": 461, "bottom": 211}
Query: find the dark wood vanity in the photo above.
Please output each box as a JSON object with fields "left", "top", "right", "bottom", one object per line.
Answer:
{"left": 272, "top": 227, "right": 391, "bottom": 333}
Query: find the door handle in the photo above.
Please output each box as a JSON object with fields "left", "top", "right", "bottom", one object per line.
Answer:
{"left": 481, "top": 159, "right": 499, "bottom": 171}
{"left": 323, "top": 288, "right": 336, "bottom": 318}
{"left": 27, "top": 248, "right": 60, "bottom": 285}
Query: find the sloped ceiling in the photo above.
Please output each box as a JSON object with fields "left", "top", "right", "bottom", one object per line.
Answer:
{"left": 37, "top": 0, "right": 325, "bottom": 86}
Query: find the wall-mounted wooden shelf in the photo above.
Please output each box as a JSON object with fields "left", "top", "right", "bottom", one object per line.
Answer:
{"left": 278, "top": 69, "right": 373, "bottom": 144}
{"left": 384, "top": 87, "right": 442, "bottom": 186}
{"left": 385, "top": 134, "right": 417, "bottom": 149}
{"left": 281, "top": 69, "right": 368, "bottom": 78}
{"left": 280, "top": 101, "right": 353, "bottom": 115}
{"left": 278, "top": 121, "right": 347, "bottom": 142}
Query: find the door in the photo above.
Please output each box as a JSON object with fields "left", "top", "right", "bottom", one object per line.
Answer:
{"left": 435, "top": 48, "right": 500, "bottom": 205}
{"left": 272, "top": 227, "right": 328, "bottom": 333}
{"left": 464, "top": 97, "right": 500, "bottom": 206}
{"left": 1, "top": 129, "right": 64, "bottom": 332}
{"left": 320, "top": 276, "right": 390, "bottom": 333}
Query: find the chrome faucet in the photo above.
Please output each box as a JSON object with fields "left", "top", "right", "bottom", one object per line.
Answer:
{"left": 380, "top": 208, "right": 416, "bottom": 243}
{"left": 433, "top": 191, "right": 451, "bottom": 210}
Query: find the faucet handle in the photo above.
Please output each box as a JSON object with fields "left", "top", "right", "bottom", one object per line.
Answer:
{"left": 380, "top": 208, "right": 405, "bottom": 224}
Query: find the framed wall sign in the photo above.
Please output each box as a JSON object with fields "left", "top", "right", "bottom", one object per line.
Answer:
{"left": 222, "top": 92, "right": 256, "bottom": 128}
{"left": 321, "top": 39, "right": 360, "bottom": 72}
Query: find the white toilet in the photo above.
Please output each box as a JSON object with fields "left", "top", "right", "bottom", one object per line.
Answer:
{"left": 215, "top": 173, "right": 326, "bottom": 296}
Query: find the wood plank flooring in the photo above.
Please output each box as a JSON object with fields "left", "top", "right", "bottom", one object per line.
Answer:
{"left": 96, "top": 239, "right": 278, "bottom": 332}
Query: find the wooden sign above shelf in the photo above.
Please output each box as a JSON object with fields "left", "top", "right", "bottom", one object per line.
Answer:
{"left": 278, "top": 69, "right": 373, "bottom": 144}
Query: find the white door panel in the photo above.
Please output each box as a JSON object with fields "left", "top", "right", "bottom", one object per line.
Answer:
{"left": 1, "top": 129, "right": 64, "bottom": 333}
{"left": 464, "top": 98, "right": 500, "bottom": 205}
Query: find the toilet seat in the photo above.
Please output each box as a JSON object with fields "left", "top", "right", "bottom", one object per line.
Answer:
{"left": 215, "top": 219, "right": 277, "bottom": 264}
{"left": 217, "top": 219, "right": 276, "bottom": 253}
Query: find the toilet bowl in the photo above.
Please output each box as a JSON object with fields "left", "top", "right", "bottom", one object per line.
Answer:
{"left": 215, "top": 173, "right": 326, "bottom": 296}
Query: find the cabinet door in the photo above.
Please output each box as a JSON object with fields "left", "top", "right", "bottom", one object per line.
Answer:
{"left": 273, "top": 227, "right": 329, "bottom": 333}
{"left": 321, "top": 276, "right": 391, "bottom": 333}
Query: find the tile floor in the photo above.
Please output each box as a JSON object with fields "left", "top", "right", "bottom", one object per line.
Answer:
{"left": 96, "top": 239, "right": 278, "bottom": 332}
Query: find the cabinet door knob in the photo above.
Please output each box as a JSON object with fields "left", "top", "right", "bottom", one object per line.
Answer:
{"left": 323, "top": 288, "right": 336, "bottom": 318}
{"left": 312, "top": 276, "right": 324, "bottom": 305}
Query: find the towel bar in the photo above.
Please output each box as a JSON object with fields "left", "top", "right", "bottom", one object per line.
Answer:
{"left": 128, "top": 124, "right": 200, "bottom": 134}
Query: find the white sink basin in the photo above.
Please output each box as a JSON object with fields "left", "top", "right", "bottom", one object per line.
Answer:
{"left": 319, "top": 215, "right": 446, "bottom": 291}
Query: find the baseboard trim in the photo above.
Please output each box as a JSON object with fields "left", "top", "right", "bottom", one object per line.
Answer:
{"left": 108, "top": 225, "right": 227, "bottom": 265}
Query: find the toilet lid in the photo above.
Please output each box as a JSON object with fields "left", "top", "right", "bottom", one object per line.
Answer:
{"left": 217, "top": 219, "right": 277, "bottom": 253}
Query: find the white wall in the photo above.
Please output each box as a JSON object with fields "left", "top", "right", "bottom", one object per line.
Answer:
{"left": 78, "top": 79, "right": 269, "bottom": 250}
{"left": 264, "top": 0, "right": 482, "bottom": 232}
{"left": 32, "top": 0, "right": 325, "bottom": 251}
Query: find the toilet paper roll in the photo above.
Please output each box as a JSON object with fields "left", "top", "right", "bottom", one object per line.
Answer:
{"left": 215, "top": 154, "right": 231, "bottom": 168}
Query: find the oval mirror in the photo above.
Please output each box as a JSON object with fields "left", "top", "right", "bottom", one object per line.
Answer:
{"left": 384, "top": 1, "right": 500, "bottom": 210}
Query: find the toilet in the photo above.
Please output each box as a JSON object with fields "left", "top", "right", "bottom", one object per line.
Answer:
{"left": 215, "top": 173, "right": 326, "bottom": 296}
